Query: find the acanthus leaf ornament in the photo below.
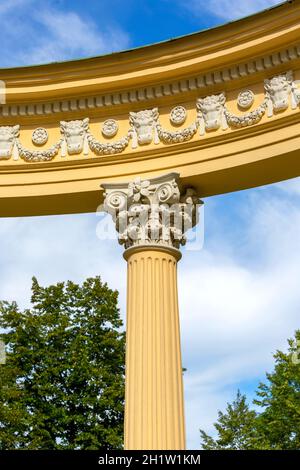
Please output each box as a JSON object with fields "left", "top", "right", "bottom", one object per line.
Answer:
{"left": 102, "top": 173, "right": 201, "bottom": 251}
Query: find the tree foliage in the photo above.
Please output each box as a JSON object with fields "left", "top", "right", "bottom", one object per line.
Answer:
{"left": 254, "top": 331, "right": 300, "bottom": 449}
{"left": 0, "top": 276, "right": 125, "bottom": 450}
{"left": 200, "top": 330, "right": 300, "bottom": 450}
{"left": 200, "top": 390, "right": 257, "bottom": 450}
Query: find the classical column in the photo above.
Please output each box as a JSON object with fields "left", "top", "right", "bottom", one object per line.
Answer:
{"left": 101, "top": 173, "right": 200, "bottom": 450}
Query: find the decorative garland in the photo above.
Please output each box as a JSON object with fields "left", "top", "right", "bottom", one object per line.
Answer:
{"left": 86, "top": 131, "right": 131, "bottom": 155}
{"left": 156, "top": 121, "right": 198, "bottom": 144}
{"left": 224, "top": 97, "right": 269, "bottom": 128}
{"left": 16, "top": 138, "right": 63, "bottom": 162}
{"left": 0, "top": 70, "right": 299, "bottom": 163}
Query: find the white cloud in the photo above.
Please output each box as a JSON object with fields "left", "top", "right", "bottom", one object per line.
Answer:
{"left": 273, "top": 176, "right": 300, "bottom": 197}
{"left": 178, "top": 0, "right": 283, "bottom": 22}
{"left": 0, "top": 214, "right": 126, "bottom": 315}
{"left": 0, "top": 1, "right": 130, "bottom": 66}
{"left": 179, "top": 179, "right": 300, "bottom": 448}
{"left": 23, "top": 9, "right": 130, "bottom": 64}
{"left": 1, "top": 178, "right": 300, "bottom": 449}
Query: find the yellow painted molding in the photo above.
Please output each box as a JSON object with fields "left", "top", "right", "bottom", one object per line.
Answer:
{"left": 0, "top": 2, "right": 300, "bottom": 215}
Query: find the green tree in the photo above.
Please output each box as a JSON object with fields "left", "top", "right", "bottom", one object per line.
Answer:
{"left": 0, "top": 276, "right": 125, "bottom": 450}
{"left": 254, "top": 330, "right": 300, "bottom": 449}
{"left": 200, "top": 390, "right": 257, "bottom": 449}
{"left": 199, "top": 331, "right": 300, "bottom": 450}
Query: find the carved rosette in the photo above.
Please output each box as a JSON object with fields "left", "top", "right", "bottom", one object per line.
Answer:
{"left": 102, "top": 119, "right": 118, "bottom": 137}
{"left": 32, "top": 127, "right": 48, "bottom": 145}
{"left": 102, "top": 173, "right": 201, "bottom": 251}
{"left": 170, "top": 106, "right": 187, "bottom": 125}
{"left": 1, "top": 71, "right": 299, "bottom": 163}
{"left": 237, "top": 90, "right": 254, "bottom": 109}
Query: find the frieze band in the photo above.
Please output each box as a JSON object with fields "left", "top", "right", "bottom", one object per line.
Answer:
{"left": 1, "top": 71, "right": 299, "bottom": 163}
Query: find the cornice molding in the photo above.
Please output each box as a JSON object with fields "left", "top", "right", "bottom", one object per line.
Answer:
{"left": 0, "top": 44, "right": 300, "bottom": 118}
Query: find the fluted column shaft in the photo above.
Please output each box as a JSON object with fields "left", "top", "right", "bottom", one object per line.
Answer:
{"left": 124, "top": 246, "right": 185, "bottom": 450}
{"left": 101, "top": 172, "right": 200, "bottom": 450}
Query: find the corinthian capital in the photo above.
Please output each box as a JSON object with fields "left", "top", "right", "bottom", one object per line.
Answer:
{"left": 101, "top": 173, "right": 202, "bottom": 251}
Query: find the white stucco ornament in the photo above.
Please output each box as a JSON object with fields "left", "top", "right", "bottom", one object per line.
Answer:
{"left": 129, "top": 108, "right": 159, "bottom": 148}
{"left": 170, "top": 106, "right": 187, "bottom": 125}
{"left": 0, "top": 125, "right": 20, "bottom": 160}
{"left": 237, "top": 90, "right": 254, "bottom": 109}
{"left": 102, "top": 119, "right": 118, "bottom": 138}
{"left": 32, "top": 127, "right": 48, "bottom": 145}
{"left": 2, "top": 71, "right": 299, "bottom": 163}
{"left": 197, "top": 93, "right": 228, "bottom": 135}
{"left": 60, "top": 118, "right": 89, "bottom": 155}
{"left": 102, "top": 173, "right": 201, "bottom": 250}
{"left": 264, "top": 71, "right": 297, "bottom": 117}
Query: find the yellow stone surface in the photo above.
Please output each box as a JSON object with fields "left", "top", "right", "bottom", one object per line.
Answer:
{"left": 124, "top": 246, "right": 185, "bottom": 450}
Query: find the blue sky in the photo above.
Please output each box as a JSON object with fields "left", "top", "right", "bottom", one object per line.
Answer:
{"left": 0, "top": 0, "right": 284, "bottom": 66}
{"left": 0, "top": 0, "right": 298, "bottom": 450}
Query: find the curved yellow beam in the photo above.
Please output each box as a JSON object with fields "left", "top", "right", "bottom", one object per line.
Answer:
{"left": 0, "top": 1, "right": 300, "bottom": 216}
